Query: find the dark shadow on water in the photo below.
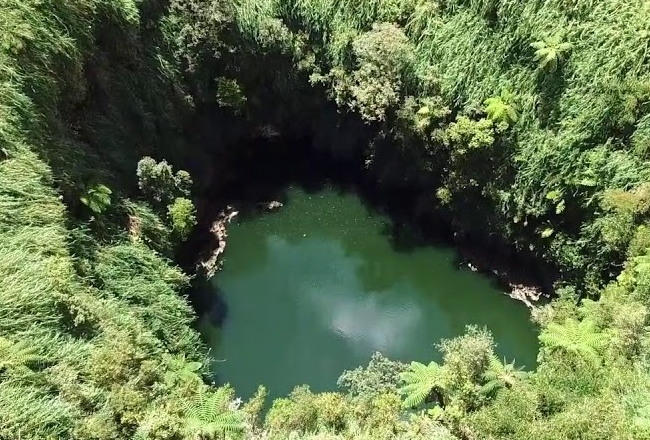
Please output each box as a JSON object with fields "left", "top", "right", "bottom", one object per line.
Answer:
{"left": 188, "top": 277, "right": 230, "bottom": 328}
{"left": 381, "top": 220, "right": 433, "bottom": 253}
{"left": 180, "top": 134, "right": 555, "bottom": 325}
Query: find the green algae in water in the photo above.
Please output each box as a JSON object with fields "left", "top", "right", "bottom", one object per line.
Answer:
{"left": 199, "top": 186, "right": 539, "bottom": 400}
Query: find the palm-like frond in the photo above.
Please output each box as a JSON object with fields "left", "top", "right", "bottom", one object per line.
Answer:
{"left": 398, "top": 361, "right": 446, "bottom": 408}
{"left": 484, "top": 95, "right": 518, "bottom": 125}
{"left": 184, "top": 388, "right": 245, "bottom": 439}
{"left": 0, "top": 336, "right": 45, "bottom": 374}
{"left": 480, "top": 355, "right": 529, "bottom": 394}
{"left": 531, "top": 36, "right": 572, "bottom": 72}
{"left": 539, "top": 319, "right": 608, "bottom": 364}
{"left": 80, "top": 184, "right": 112, "bottom": 214}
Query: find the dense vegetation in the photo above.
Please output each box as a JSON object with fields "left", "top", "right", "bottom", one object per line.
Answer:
{"left": 2, "top": 0, "right": 650, "bottom": 439}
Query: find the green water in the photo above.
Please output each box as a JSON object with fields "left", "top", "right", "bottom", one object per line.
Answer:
{"left": 199, "top": 186, "right": 538, "bottom": 400}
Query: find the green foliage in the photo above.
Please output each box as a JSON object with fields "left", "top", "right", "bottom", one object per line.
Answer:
{"left": 167, "top": 197, "right": 198, "bottom": 239}
{"left": 164, "top": 354, "right": 204, "bottom": 388}
{"left": 241, "top": 385, "right": 268, "bottom": 428}
{"left": 539, "top": 318, "right": 608, "bottom": 365}
{"left": 216, "top": 77, "right": 248, "bottom": 113}
{"left": 480, "top": 356, "right": 530, "bottom": 395}
{"left": 123, "top": 199, "right": 173, "bottom": 253}
{"left": 266, "top": 386, "right": 349, "bottom": 434}
{"left": 137, "top": 157, "right": 192, "bottom": 204}
{"left": 483, "top": 91, "right": 518, "bottom": 126}
{"left": 399, "top": 361, "right": 447, "bottom": 409}
{"left": 444, "top": 116, "right": 494, "bottom": 152}
{"left": 338, "top": 351, "right": 407, "bottom": 397}
{"left": 465, "top": 383, "right": 539, "bottom": 439}
{"left": 5, "top": 0, "right": 650, "bottom": 439}
{"left": 327, "top": 22, "right": 417, "bottom": 122}
{"left": 436, "top": 186, "right": 452, "bottom": 205}
{"left": 80, "top": 184, "right": 112, "bottom": 214}
{"left": 0, "top": 336, "right": 45, "bottom": 374}
{"left": 439, "top": 326, "right": 494, "bottom": 387}
{"left": 629, "top": 225, "right": 650, "bottom": 258}
{"left": 183, "top": 388, "right": 246, "bottom": 439}
{"left": 0, "top": 1, "right": 213, "bottom": 437}
{"left": 531, "top": 36, "right": 572, "bottom": 73}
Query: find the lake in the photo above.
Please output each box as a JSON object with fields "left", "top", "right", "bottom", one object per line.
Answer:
{"left": 199, "top": 185, "right": 539, "bottom": 400}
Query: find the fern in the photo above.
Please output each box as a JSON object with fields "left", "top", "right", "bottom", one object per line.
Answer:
{"left": 0, "top": 336, "right": 45, "bottom": 375}
{"left": 531, "top": 36, "right": 572, "bottom": 73}
{"left": 480, "top": 355, "right": 529, "bottom": 395}
{"left": 164, "top": 354, "right": 203, "bottom": 387}
{"left": 398, "top": 361, "right": 447, "bottom": 409}
{"left": 79, "top": 183, "right": 112, "bottom": 214}
{"left": 483, "top": 91, "right": 518, "bottom": 126}
{"left": 539, "top": 319, "right": 608, "bottom": 364}
{"left": 183, "top": 388, "right": 245, "bottom": 439}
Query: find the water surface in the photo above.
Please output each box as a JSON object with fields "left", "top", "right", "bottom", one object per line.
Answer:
{"left": 200, "top": 186, "right": 538, "bottom": 400}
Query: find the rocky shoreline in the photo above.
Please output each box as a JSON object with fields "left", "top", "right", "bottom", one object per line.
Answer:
{"left": 455, "top": 236, "right": 551, "bottom": 309}
{"left": 196, "top": 201, "right": 283, "bottom": 278}
{"left": 195, "top": 201, "right": 550, "bottom": 310}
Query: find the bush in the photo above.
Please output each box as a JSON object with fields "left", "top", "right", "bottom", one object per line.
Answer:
{"left": 167, "top": 197, "right": 197, "bottom": 239}
{"left": 137, "top": 157, "right": 192, "bottom": 204}
{"left": 338, "top": 352, "right": 407, "bottom": 397}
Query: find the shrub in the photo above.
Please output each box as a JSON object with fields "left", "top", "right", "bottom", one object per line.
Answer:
{"left": 167, "top": 197, "right": 197, "bottom": 239}
{"left": 137, "top": 157, "right": 192, "bottom": 204}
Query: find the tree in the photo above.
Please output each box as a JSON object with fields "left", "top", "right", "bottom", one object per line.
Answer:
{"left": 216, "top": 78, "right": 247, "bottom": 114}
{"left": 163, "top": 354, "right": 203, "bottom": 388}
{"left": 399, "top": 361, "right": 447, "bottom": 409}
{"left": 183, "top": 388, "right": 245, "bottom": 439}
{"left": 539, "top": 318, "right": 608, "bottom": 364}
{"left": 480, "top": 355, "right": 529, "bottom": 395}
{"left": 439, "top": 326, "right": 495, "bottom": 386}
{"left": 137, "top": 157, "right": 192, "bottom": 204}
{"left": 530, "top": 36, "right": 572, "bottom": 73}
{"left": 338, "top": 351, "right": 407, "bottom": 397}
{"left": 327, "top": 22, "right": 416, "bottom": 122}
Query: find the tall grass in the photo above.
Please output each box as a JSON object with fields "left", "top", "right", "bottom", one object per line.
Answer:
{"left": 0, "top": 1, "right": 211, "bottom": 438}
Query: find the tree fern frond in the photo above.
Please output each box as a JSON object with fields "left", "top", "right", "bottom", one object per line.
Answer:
{"left": 479, "top": 379, "right": 502, "bottom": 395}
{"left": 480, "top": 355, "right": 529, "bottom": 394}
{"left": 530, "top": 36, "right": 571, "bottom": 72}
{"left": 539, "top": 319, "right": 608, "bottom": 364}
{"left": 399, "top": 361, "right": 446, "bottom": 408}
{"left": 530, "top": 41, "right": 546, "bottom": 50}
{"left": 183, "top": 389, "right": 245, "bottom": 439}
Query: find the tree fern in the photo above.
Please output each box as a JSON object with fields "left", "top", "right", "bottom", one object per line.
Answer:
{"left": 539, "top": 319, "right": 608, "bottom": 364}
{"left": 164, "top": 354, "right": 203, "bottom": 387}
{"left": 483, "top": 90, "right": 518, "bottom": 126}
{"left": 183, "top": 388, "right": 245, "bottom": 439}
{"left": 480, "top": 355, "right": 529, "bottom": 395}
{"left": 531, "top": 36, "right": 572, "bottom": 73}
{"left": 398, "top": 361, "right": 447, "bottom": 409}
{"left": 79, "top": 183, "right": 112, "bottom": 214}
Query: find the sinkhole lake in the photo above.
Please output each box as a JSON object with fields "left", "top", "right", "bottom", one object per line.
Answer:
{"left": 199, "top": 186, "right": 538, "bottom": 400}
